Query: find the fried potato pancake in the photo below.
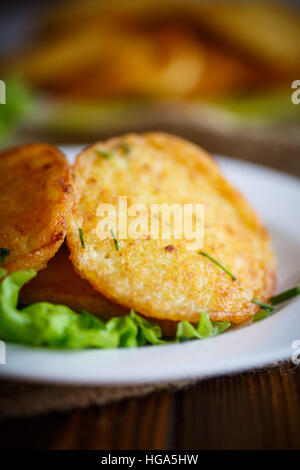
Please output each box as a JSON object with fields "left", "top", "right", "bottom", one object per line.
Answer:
{"left": 0, "top": 143, "right": 69, "bottom": 273}
{"left": 20, "top": 244, "right": 178, "bottom": 337}
{"left": 66, "top": 133, "right": 276, "bottom": 324}
{"left": 19, "top": 244, "right": 127, "bottom": 319}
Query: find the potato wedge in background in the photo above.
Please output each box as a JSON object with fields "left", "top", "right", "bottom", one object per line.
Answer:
{"left": 0, "top": 143, "right": 69, "bottom": 273}
{"left": 196, "top": 1, "right": 300, "bottom": 75}
{"left": 9, "top": 0, "right": 293, "bottom": 99}
{"left": 66, "top": 132, "right": 276, "bottom": 325}
{"left": 2, "top": 0, "right": 300, "bottom": 157}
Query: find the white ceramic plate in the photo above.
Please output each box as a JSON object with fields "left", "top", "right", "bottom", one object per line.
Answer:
{"left": 1, "top": 146, "right": 300, "bottom": 385}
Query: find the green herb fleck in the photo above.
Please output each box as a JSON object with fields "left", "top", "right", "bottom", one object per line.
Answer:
{"left": 253, "top": 310, "right": 270, "bottom": 322}
{"left": 198, "top": 251, "right": 236, "bottom": 281}
{"left": 251, "top": 298, "right": 275, "bottom": 312}
{"left": 270, "top": 287, "right": 300, "bottom": 305}
{"left": 0, "top": 248, "right": 10, "bottom": 265}
{"left": 95, "top": 149, "right": 113, "bottom": 159}
{"left": 118, "top": 142, "right": 131, "bottom": 156}
{"left": 110, "top": 229, "right": 119, "bottom": 251}
{"left": 79, "top": 228, "right": 85, "bottom": 249}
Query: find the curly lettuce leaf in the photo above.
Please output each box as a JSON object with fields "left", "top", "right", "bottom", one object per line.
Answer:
{"left": 176, "top": 313, "right": 231, "bottom": 342}
{"left": 0, "top": 270, "right": 230, "bottom": 349}
{"left": 129, "top": 309, "right": 166, "bottom": 345}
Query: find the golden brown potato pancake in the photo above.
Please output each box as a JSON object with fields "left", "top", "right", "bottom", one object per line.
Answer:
{"left": 66, "top": 132, "right": 276, "bottom": 325}
{"left": 0, "top": 143, "right": 69, "bottom": 273}
{"left": 19, "top": 244, "right": 127, "bottom": 319}
{"left": 20, "top": 244, "right": 178, "bottom": 337}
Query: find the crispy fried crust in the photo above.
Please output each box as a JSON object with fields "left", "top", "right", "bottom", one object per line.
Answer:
{"left": 0, "top": 143, "right": 69, "bottom": 273}
{"left": 66, "top": 132, "right": 276, "bottom": 324}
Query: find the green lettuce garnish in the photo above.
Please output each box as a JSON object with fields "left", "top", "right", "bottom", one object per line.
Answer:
{"left": 129, "top": 309, "right": 166, "bottom": 345}
{"left": 0, "top": 269, "right": 230, "bottom": 349}
{"left": 176, "top": 313, "right": 231, "bottom": 342}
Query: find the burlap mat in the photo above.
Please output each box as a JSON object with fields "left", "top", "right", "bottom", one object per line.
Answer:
{"left": 0, "top": 360, "right": 294, "bottom": 420}
{"left": 0, "top": 378, "right": 197, "bottom": 420}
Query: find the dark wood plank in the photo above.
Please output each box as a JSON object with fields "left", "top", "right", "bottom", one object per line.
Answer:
{"left": 172, "top": 365, "right": 300, "bottom": 449}
{"left": 0, "top": 390, "right": 171, "bottom": 450}
{"left": 0, "top": 364, "right": 299, "bottom": 450}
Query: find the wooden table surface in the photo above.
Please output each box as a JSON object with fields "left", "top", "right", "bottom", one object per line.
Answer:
{"left": 0, "top": 363, "right": 299, "bottom": 450}
{"left": 1, "top": 132, "right": 299, "bottom": 450}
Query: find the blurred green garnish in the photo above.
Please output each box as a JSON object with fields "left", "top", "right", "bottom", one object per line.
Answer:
{"left": 95, "top": 149, "right": 113, "bottom": 159}
{"left": 0, "top": 75, "right": 33, "bottom": 144}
